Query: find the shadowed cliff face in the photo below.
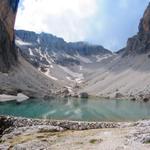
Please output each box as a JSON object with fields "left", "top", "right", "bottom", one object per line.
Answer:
{"left": 139, "top": 3, "right": 150, "bottom": 33}
{"left": 0, "top": 0, "right": 19, "bottom": 72}
{"left": 123, "top": 2, "right": 150, "bottom": 55}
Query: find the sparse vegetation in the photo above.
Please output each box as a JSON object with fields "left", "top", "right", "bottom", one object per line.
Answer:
{"left": 89, "top": 139, "right": 103, "bottom": 144}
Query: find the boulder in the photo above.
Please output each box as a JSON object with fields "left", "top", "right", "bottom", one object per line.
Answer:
{"left": 79, "top": 92, "right": 89, "bottom": 99}
{"left": 143, "top": 97, "right": 150, "bottom": 102}
{"left": 115, "top": 93, "right": 124, "bottom": 98}
{"left": 0, "top": 116, "right": 13, "bottom": 136}
{"left": 16, "top": 93, "right": 29, "bottom": 102}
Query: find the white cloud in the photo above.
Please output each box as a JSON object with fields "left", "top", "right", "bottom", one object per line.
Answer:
{"left": 15, "top": 0, "right": 98, "bottom": 42}
{"left": 15, "top": 0, "right": 149, "bottom": 51}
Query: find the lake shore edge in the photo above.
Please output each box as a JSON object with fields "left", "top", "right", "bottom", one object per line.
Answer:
{"left": 0, "top": 115, "right": 120, "bottom": 134}
{"left": 0, "top": 115, "right": 147, "bottom": 134}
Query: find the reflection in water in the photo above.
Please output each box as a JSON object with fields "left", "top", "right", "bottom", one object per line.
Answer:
{"left": 115, "top": 100, "right": 121, "bottom": 109}
{"left": 0, "top": 98, "right": 150, "bottom": 122}
{"left": 80, "top": 98, "right": 88, "bottom": 105}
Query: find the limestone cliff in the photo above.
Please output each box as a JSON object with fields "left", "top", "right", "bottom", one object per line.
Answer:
{"left": 123, "top": 3, "right": 150, "bottom": 55}
{"left": 0, "top": 0, "right": 19, "bottom": 72}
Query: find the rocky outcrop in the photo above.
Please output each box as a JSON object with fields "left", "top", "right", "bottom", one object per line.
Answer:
{"left": 123, "top": 2, "right": 150, "bottom": 55}
{"left": 139, "top": 3, "right": 150, "bottom": 33}
{"left": 0, "top": 0, "right": 19, "bottom": 72}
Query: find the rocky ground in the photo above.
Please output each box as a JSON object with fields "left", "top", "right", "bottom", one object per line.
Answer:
{"left": 0, "top": 116, "right": 150, "bottom": 150}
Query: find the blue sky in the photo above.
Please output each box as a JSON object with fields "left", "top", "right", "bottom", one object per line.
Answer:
{"left": 15, "top": 0, "right": 149, "bottom": 51}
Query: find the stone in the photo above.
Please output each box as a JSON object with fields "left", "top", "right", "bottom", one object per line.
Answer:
{"left": 79, "top": 92, "right": 89, "bottom": 99}
{"left": 115, "top": 93, "right": 124, "bottom": 98}
{"left": 59, "top": 87, "right": 70, "bottom": 97}
{"left": 40, "top": 66, "right": 47, "bottom": 73}
{"left": 143, "top": 97, "right": 149, "bottom": 102}
{"left": 130, "top": 97, "right": 136, "bottom": 101}
{"left": 37, "top": 125, "right": 64, "bottom": 132}
{"left": 142, "top": 136, "right": 150, "bottom": 143}
{"left": 0, "top": 116, "right": 13, "bottom": 136}
{"left": 16, "top": 93, "right": 29, "bottom": 102}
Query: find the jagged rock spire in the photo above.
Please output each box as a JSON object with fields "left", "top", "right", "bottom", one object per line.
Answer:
{"left": 139, "top": 3, "right": 150, "bottom": 33}
{"left": 0, "top": 0, "right": 19, "bottom": 72}
{"left": 123, "top": 2, "right": 150, "bottom": 55}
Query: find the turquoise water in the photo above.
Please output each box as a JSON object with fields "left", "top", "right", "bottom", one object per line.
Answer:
{"left": 0, "top": 98, "right": 150, "bottom": 122}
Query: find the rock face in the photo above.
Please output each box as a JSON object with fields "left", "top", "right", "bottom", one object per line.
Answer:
{"left": 16, "top": 30, "right": 111, "bottom": 68}
{"left": 139, "top": 3, "right": 150, "bottom": 33}
{"left": 0, "top": 0, "right": 19, "bottom": 72}
{"left": 15, "top": 30, "right": 113, "bottom": 90}
{"left": 0, "top": 0, "right": 61, "bottom": 98}
{"left": 123, "top": 2, "right": 150, "bottom": 55}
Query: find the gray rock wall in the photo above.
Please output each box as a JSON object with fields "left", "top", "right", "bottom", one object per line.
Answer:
{"left": 0, "top": 0, "right": 19, "bottom": 72}
{"left": 123, "top": 2, "right": 150, "bottom": 55}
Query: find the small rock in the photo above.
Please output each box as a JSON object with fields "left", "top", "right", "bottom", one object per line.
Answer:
{"left": 131, "top": 97, "right": 136, "bottom": 101}
{"left": 142, "top": 136, "right": 150, "bottom": 144}
{"left": 143, "top": 97, "right": 150, "bottom": 102}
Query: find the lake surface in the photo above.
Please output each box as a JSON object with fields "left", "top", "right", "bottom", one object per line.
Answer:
{"left": 0, "top": 98, "right": 150, "bottom": 122}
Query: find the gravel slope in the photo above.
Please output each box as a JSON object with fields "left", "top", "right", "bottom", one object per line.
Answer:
{"left": 80, "top": 53, "right": 150, "bottom": 99}
{"left": 0, "top": 56, "right": 61, "bottom": 98}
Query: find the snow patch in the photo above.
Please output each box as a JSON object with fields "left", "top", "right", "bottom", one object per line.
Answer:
{"left": 76, "top": 54, "right": 92, "bottom": 63}
{"left": 35, "top": 48, "right": 55, "bottom": 66}
{"left": 28, "top": 48, "right": 34, "bottom": 56}
{"left": 96, "top": 54, "right": 112, "bottom": 62}
{"left": 60, "top": 66, "right": 84, "bottom": 83}
{"left": 16, "top": 39, "right": 32, "bottom": 46}
{"left": 37, "top": 37, "right": 40, "bottom": 44}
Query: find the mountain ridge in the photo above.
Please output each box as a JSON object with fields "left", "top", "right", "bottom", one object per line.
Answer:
{"left": 16, "top": 29, "right": 111, "bottom": 56}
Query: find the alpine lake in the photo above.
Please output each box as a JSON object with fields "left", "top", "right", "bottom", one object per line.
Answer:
{"left": 0, "top": 97, "right": 150, "bottom": 122}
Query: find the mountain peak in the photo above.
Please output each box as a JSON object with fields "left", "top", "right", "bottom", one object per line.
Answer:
{"left": 122, "top": 2, "right": 150, "bottom": 55}
{"left": 139, "top": 3, "right": 150, "bottom": 33}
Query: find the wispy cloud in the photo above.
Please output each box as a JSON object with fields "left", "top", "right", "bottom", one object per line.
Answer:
{"left": 15, "top": 0, "right": 149, "bottom": 51}
{"left": 15, "top": 0, "right": 98, "bottom": 42}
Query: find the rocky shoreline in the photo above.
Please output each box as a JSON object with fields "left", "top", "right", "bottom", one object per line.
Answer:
{"left": 0, "top": 116, "right": 150, "bottom": 149}
{"left": 0, "top": 116, "right": 119, "bottom": 135}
